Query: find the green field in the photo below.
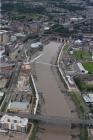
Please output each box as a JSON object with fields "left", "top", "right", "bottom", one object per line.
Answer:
{"left": 74, "top": 76, "right": 93, "bottom": 91}
{"left": 80, "top": 128, "right": 88, "bottom": 140}
{"left": 83, "top": 62, "right": 93, "bottom": 73}
{"left": 73, "top": 50, "right": 91, "bottom": 60}
{"left": 70, "top": 92, "right": 89, "bottom": 118}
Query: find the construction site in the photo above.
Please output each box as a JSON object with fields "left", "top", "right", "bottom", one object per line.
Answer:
{"left": 7, "top": 64, "right": 35, "bottom": 114}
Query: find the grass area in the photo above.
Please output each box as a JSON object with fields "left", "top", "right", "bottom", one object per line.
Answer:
{"left": 9, "top": 12, "right": 41, "bottom": 21}
{"left": 82, "top": 62, "right": 93, "bottom": 73}
{"left": 50, "top": 24, "right": 71, "bottom": 36}
{"left": 70, "top": 92, "right": 89, "bottom": 119}
{"left": 2, "top": 3, "right": 46, "bottom": 15}
{"left": 30, "top": 13, "right": 41, "bottom": 19}
{"left": 70, "top": 92, "right": 89, "bottom": 139}
{"left": 10, "top": 15, "right": 26, "bottom": 21}
{"left": 73, "top": 50, "right": 91, "bottom": 60}
{"left": 0, "top": 101, "right": 7, "bottom": 112}
{"left": 63, "top": 44, "right": 69, "bottom": 52}
{"left": 74, "top": 77, "right": 93, "bottom": 91}
{"left": 29, "top": 122, "right": 39, "bottom": 140}
{"left": 0, "top": 94, "right": 5, "bottom": 106}
{"left": 80, "top": 128, "right": 88, "bottom": 140}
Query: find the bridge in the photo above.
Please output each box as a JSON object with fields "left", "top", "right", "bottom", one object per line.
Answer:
{"left": 0, "top": 112, "right": 93, "bottom": 128}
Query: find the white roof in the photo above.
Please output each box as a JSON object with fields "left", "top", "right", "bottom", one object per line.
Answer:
{"left": 75, "top": 39, "right": 82, "bottom": 44}
{"left": 1, "top": 114, "right": 28, "bottom": 126}
{"left": 15, "top": 33, "right": 25, "bottom": 37}
{"left": 0, "top": 30, "right": 8, "bottom": 34}
{"left": 44, "top": 26, "right": 50, "bottom": 30}
{"left": 0, "top": 92, "right": 4, "bottom": 97}
{"left": 88, "top": 94, "right": 93, "bottom": 103}
{"left": 31, "top": 42, "right": 42, "bottom": 48}
{"left": 83, "top": 95, "right": 92, "bottom": 103}
{"left": 77, "top": 62, "right": 88, "bottom": 74}
{"left": 9, "top": 101, "right": 29, "bottom": 111}
{"left": 83, "top": 94, "right": 93, "bottom": 103}
{"left": 66, "top": 75, "right": 74, "bottom": 85}
{"left": 70, "top": 17, "right": 83, "bottom": 21}
{"left": 0, "top": 49, "right": 5, "bottom": 58}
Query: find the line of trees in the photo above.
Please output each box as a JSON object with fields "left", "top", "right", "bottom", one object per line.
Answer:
{"left": 1, "top": 3, "right": 46, "bottom": 14}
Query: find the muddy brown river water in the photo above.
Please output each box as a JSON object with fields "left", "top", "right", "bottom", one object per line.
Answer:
{"left": 32, "top": 42, "right": 79, "bottom": 140}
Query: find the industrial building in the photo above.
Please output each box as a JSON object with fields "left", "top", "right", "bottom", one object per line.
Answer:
{"left": 8, "top": 101, "right": 30, "bottom": 113}
{"left": 7, "top": 90, "right": 32, "bottom": 113}
{"left": 0, "top": 114, "right": 28, "bottom": 133}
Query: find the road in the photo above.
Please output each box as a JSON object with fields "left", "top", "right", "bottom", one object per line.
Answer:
{"left": 31, "top": 42, "right": 79, "bottom": 140}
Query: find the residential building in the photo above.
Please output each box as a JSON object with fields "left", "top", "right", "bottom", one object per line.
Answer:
{"left": 0, "top": 114, "right": 28, "bottom": 133}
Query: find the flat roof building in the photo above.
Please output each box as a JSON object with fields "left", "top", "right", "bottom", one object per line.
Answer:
{"left": 0, "top": 114, "right": 28, "bottom": 132}
{"left": 8, "top": 101, "right": 29, "bottom": 113}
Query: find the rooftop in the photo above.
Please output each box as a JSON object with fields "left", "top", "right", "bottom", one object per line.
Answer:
{"left": 1, "top": 114, "right": 28, "bottom": 126}
{"left": 0, "top": 92, "right": 4, "bottom": 97}
{"left": 8, "top": 101, "right": 29, "bottom": 111}
{"left": 0, "top": 30, "right": 8, "bottom": 34}
{"left": 77, "top": 62, "right": 88, "bottom": 74}
{"left": 31, "top": 42, "right": 42, "bottom": 49}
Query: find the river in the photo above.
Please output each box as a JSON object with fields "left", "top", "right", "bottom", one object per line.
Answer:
{"left": 31, "top": 41, "right": 79, "bottom": 140}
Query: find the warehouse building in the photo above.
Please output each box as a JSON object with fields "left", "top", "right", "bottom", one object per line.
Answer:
{"left": 8, "top": 101, "right": 30, "bottom": 113}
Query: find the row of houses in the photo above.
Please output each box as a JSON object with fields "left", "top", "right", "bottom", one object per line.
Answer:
{"left": 0, "top": 114, "right": 28, "bottom": 133}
